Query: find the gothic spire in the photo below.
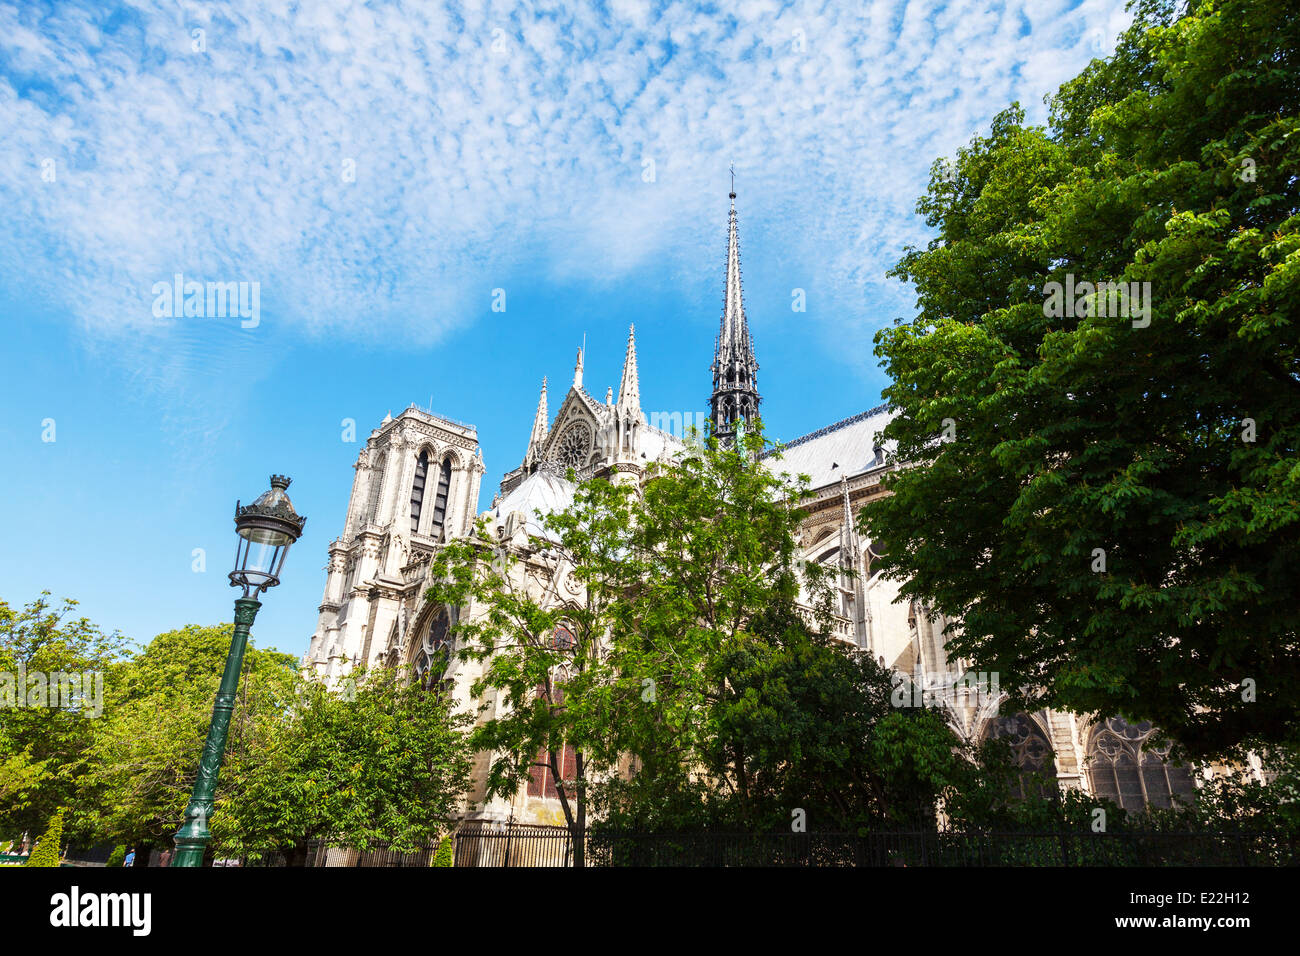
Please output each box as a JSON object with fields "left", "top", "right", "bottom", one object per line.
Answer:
{"left": 710, "top": 182, "right": 760, "bottom": 444}
{"left": 617, "top": 324, "right": 641, "bottom": 415}
{"left": 523, "top": 376, "right": 548, "bottom": 469}
{"left": 572, "top": 345, "right": 585, "bottom": 390}
{"left": 839, "top": 474, "right": 861, "bottom": 565}
{"left": 530, "top": 376, "right": 548, "bottom": 446}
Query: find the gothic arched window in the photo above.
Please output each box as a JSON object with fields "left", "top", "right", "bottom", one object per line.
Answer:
{"left": 550, "top": 624, "right": 576, "bottom": 653}
{"left": 367, "top": 452, "right": 387, "bottom": 524}
{"left": 527, "top": 742, "right": 577, "bottom": 800}
{"left": 865, "top": 541, "right": 886, "bottom": 581}
{"left": 1087, "top": 718, "right": 1196, "bottom": 811}
{"left": 413, "top": 610, "right": 451, "bottom": 691}
{"left": 430, "top": 457, "right": 453, "bottom": 534}
{"left": 983, "top": 713, "right": 1057, "bottom": 800}
{"left": 410, "top": 451, "right": 429, "bottom": 534}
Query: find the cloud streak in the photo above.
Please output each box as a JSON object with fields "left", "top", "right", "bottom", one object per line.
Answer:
{"left": 0, "top": 0, "right": 1130, "bottom": 354}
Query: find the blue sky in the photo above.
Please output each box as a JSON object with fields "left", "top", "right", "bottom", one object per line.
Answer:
{"left": 0, "top": 0, "right": 1130, "bottom": 659}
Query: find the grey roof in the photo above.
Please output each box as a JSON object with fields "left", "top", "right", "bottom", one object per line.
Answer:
{"left": 762, "top": 403, "right": 896, "bottom": 490}
{"left": 487, "top": 468, "right": 577, "bottom": 540}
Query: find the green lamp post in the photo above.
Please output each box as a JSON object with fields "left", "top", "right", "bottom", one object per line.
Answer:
{"left": 171, "top": 475, "right": 306, "bottom": 867}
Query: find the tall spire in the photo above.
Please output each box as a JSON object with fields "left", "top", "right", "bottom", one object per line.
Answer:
{"left": 710, "top": 180, "right": 760, "bottom": 445}
{"left": 523, "top": 376, "right": 548, "bottom": 470}
{"left": 617, "top": 324, "right": 640, "bottom": 414}
{"left": 572, "top": 345, "right": 584, "bottom": 390}
{"left": 839, "top": 474, "right": 861, "bottom": 565}
{"left": 839, "top": 474, "right": 870, "bottom": 650}
{"left": 530, "top": 376, "right": 549, "bottom": 446}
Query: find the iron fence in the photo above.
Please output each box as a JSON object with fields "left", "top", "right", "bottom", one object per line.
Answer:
{"left": 292, "top": 825, "right": 1296, "bottom": 867}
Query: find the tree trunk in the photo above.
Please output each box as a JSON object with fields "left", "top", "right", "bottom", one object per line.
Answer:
{"left": 551, "top": 748, "right": 586, "bottom": 869}
{"left": 283, "top": 837, "right": 310, "bottom": 867}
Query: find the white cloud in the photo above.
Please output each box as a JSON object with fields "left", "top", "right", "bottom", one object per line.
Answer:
{"left": 0, "top": 0, "right": 1131, "bottom": 365}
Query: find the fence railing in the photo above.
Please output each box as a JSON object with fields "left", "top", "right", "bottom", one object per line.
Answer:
{"left": 288, "top": 826, "right": 1297, "bottom": 868}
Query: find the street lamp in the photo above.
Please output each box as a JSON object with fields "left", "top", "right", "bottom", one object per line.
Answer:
{"left": 172, "top": 475, "right": 306, "bottom": 867}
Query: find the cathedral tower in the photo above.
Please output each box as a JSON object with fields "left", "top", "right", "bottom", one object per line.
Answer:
{"left": 709, "top": 181, "right": 761, "bottom": 444}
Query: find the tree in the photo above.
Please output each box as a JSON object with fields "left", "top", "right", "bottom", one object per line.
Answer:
{"left": 23, "top": 809, "right": 64, "bottom": 867}
{"left": 431, "top": 834, "right": 454, "bottom": 867}
{"left": 215, "top": 668, "right": 472, "bottom": 864}
{"left": 0, "top": 594, "right": 126, "bottom": 842}
{"left": 870, "top": 0, "right": 1300, "bottom": 757}
{"left": 595, "top": 629, "right": 985, "bottom": 833}
{"left": 430, "top": 426, "right": 908, "bottom": 844}
{"left": 427, "top": 473, "right": 641, "bottom": 867}
{"left": 81, "top": 623, "right": 299, "bottom": 861}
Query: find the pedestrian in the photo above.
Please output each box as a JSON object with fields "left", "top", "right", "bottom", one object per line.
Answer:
{"left": 124, "top": 847, "right": 135, "bottom": 868}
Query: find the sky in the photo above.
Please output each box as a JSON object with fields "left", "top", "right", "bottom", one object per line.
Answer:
{"left": 0, "top": 0, "right": 1132, "bottom": 660}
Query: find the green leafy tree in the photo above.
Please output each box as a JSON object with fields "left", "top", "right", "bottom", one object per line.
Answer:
{"left": 1147, "top": 739, "right": 1300, "bottom": 836}
{"left": 0, "top": 594, "right": 126, "bottom": 842}
{"left": 81, "top": 623, "right": 298, "bottom": 861}
{"left": 215, "top": 668, "right": 472, "bottom": 863}
{"left": 432, "top": 426, "right": 955, "bottom": 843}
{"left": 870, "top": 0, "right": 1300, "bottom": 757}
{"left": 23, "top": 808, "right": 64, "bottom": 867}
{"left": 428, "top": 474, "right": 641, "bottom": 867}
{"left": 431, "top": 834, "right": 454, "bottom": 867}
{"left": 596, "top": 633, "right": 982, "bottom": 833}
{"left": 105, "top": 844, "right": 126, "bottom": 868}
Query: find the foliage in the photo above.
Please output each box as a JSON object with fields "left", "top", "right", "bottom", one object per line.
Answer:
{"left": 23, "top": 808, "right": 64, "bottom": 867}
{"left": 593, "top": 644, "right": 989, "bottom": 833}
{"left": 428, "top": 427, "right": 832, "bottom": 849}
{"left": 869, "top": 0, "right": 1300, "bottom": 757}
{"left": 78, "top": 623, "right": 299, "bottom": 855}
{"left": 431, "top": 834, "right": 454, "bottom": 867}
{"left": 105, "top": 844, "right": 126, "bottom": 868}
{"left": 1148, "top": 739, "right": 1300, "bottom": 834}
{"left": 0, "top": 593, "right": 127, "bottom": 842}
{"left": 214, "top": 667, "right": 472, "bottom": 862}
{"left": 430, "top": 425, "right": 994, "bottom": 839}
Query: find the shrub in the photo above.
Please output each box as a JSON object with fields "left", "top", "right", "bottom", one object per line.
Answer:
{"left": 24, "top": 809, "right": 65, "bottom": 867}
{"left": 431, "top": 835, "right": 453, "bottom": 867}
{"left": 106, "top": 844, "right": 126, "bottom": 868}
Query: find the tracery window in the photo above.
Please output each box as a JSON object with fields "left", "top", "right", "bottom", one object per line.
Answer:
{"left": 527, "top": 743, "right": 577, "bottom": 800}
{"left": 550, "top": 624, "right": 576, "bottom": 653}
{"left": 1087, "top": 717, "right": 1196, "bottom": 811}
{"left": 413, "top": 610, "right": 451, "bottom": 691}
{"left": 554, "top": 422, "right": 592, "bottom": 470}
{"left": 410, "top": 451, "right": 429, "bottom": 534}
{"left": 865, "top": 541, "right": 885, "bottom": 581}
{"left": 525, "top": 666, "right": 575, "bottom": 799}
{"left": 983, "top": 713, "right": 1057, "bottom": 800}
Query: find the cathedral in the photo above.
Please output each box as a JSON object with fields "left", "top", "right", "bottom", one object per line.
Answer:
{"left": 301, "top": 187, "right": 1202, "bottom": 825}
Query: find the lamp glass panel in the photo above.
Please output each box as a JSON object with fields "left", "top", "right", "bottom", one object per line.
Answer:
{"left": 242, "top": 540, "right": 280, "bottom": 576}
{"left": 239, "top": 525, "right": 293, "bottom": 547}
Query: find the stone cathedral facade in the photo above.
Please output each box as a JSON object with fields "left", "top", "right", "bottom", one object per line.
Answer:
{"left": 302, "top": 189, "right": 1202, "bottom": 825}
